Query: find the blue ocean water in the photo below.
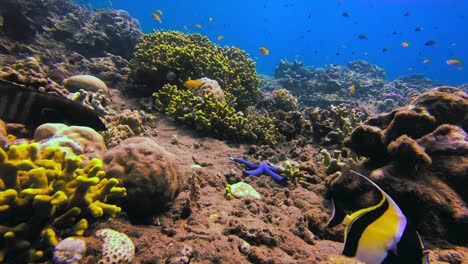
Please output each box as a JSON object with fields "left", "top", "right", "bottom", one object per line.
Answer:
{"left": 83, "top": 0, "right": 467, "bottom": 85}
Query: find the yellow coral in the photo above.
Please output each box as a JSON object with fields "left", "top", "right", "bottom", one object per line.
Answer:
{"left": 0, "top": 142, "right": 126, "bottom": 262}
{"left": 132, "top": 30, "right": 260, "bottom": 110}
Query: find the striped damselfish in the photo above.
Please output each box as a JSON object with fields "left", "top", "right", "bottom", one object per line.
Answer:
{"left": 327, "top": 170, "right": 429, "bottom": 264}
{"left": 0, "top": 79, "right": 106, "bottom": 131}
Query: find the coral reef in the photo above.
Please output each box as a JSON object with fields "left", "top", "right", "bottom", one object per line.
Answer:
{"left": 131, "top": 30, "right": 260, "bottom": 109}
{"left": 95, "top": 228, "right": 135, "bottom": 264}
{"left": 0, "top": 140, "right": 125, "bottom": 262}
{"left": 271, "top": 110, "right": 314, "bottom": 142}
{"left": 304, "top": 104, "right": 366, "bottom": 147}
{"left": 257, "top": 89, "right": 299, "bottom": 112}
{"left": 272, "top": 59, "right": 442, "bottom": 113}
{"left": 273, "top": 60, "right": 384, "bottom": 108}
{"left": 335, "top": 86, "right": 468, "bottom": 244}
{"left": 103, "top": 137, "right": 183, "bottom": 221}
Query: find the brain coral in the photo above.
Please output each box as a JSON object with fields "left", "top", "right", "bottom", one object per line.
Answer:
{"left": 334, "top": 86, "right": 468, "bottom": 244}
{"left": 103, "top": 137, "right": 183, "bottom": 221}
{"left": 96, "top": 228, "right": 135, "bottom": 264}
{"left": 131, "top": 30, "right": 260, "bottom": 110}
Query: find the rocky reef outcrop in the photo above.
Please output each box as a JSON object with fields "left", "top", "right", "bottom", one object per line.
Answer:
{"left": 0, "top": 0, "right": 141, "bottom": 90}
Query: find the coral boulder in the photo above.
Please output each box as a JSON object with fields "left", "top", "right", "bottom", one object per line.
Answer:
{"left": 103, "top": 137, "right": 183, "bottom": 221}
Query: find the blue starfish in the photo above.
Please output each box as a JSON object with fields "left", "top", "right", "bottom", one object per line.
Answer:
{"left": 230, "top": 157, "right": 286, "bottom": 183}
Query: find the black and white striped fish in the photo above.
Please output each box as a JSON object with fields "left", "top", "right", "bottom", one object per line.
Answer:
{"left": 0, "top": 79, "right": 106, "bottom": 131}
{"left": 327, "top": 170, "right": 429, "bottom": 264}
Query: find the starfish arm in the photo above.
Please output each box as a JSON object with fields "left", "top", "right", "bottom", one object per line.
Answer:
{"left": 268, "top": 165, "right": 283, "bottom": 174}
{"left": 244, "top": 166, "right": 266, "bottom": 176}
{"left": 230, "top": 157, "right": 260, "bottom": 169}
{"left": 265, "top": 167, "right": 286, "bottom": 182}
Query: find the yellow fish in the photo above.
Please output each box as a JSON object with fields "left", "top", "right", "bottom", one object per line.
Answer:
{"left": 151, "top": 13, "right": 162, "bottom": 23}
{"left": 446, "top": 59, "right": 463, "bottom": 66}
{"left": 259, "top": 47, "right": 269, "bottom": 55}
{"left": 217, "top": 35, "right": 224, "bottom": 41}
{"left": 401, "top": 42, "right": 410, "bottom": 48}
{"left": 348, "top": 85, "right": 356, "bottom": 94}
{"left": 194, "top": 24, "right": 202, "bottom": 29}
{"left": 184, "top": 79, "right": 202, "bottom": 89}
{"left": 327, "top": 171, "right": 428, "bottom": 264}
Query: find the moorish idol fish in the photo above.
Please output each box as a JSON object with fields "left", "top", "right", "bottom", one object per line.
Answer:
{"left": 327, "top": 170, "right": 428, "bottom": 264}
{"left": 0, "top": 79, "right": 107, "bottom": 131}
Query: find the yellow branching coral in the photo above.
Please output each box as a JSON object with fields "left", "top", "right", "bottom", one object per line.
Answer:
{"left": 131, "top": 30, "right": 260, "bottom": 110}
{"left": 0, "top": 142, "right": 126, "bottom": 262}
{"left": 154, "top": 84, "right": 282, "bottom": 145}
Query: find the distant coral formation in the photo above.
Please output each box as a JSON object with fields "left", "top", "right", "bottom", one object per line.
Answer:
{"left": 272, "top": 59, "right": 442, "bottom": 112}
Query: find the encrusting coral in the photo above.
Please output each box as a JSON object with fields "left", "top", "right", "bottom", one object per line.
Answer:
{"left": 96, "top": 228, "right": 135, "bottom": 264}
{"left": 0, "top": 140, "right": 125, "bottom": 262}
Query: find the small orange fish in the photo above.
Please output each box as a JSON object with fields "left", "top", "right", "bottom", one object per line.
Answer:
{"left": 259, "top": 47, "right": 269, "bottom": 55}
{"left": 194, "top": 24, "right": 202, "bottom": 29}
{"left": 156, "top": 9, "right": 163, "bottom": 15}
{"left": 401, "top": 42, "right": 409, "bottom": 48}
{"left": 217, "top": 35, "right": 224, "bottom": 41}
{"left": 446, "top": 59, "right": 463, "bottom": 66}
{"left": 151, "top": 13, "right": 162, "bottom": 23}
{"left": 348, "top": 85, "right": 356, "bottom": 94}
{"left": 184, "top": 79, "right": 202, "bottom": 89}
{"left": 423, "top": 59, "right": 431, "bottom": 64}
{"left": 234, "top": 47, "right": 242, "bottom": 53}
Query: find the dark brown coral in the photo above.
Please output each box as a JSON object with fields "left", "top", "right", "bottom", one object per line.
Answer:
{"left": 338, "top": 86, "right": 468, "bottom": 245}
